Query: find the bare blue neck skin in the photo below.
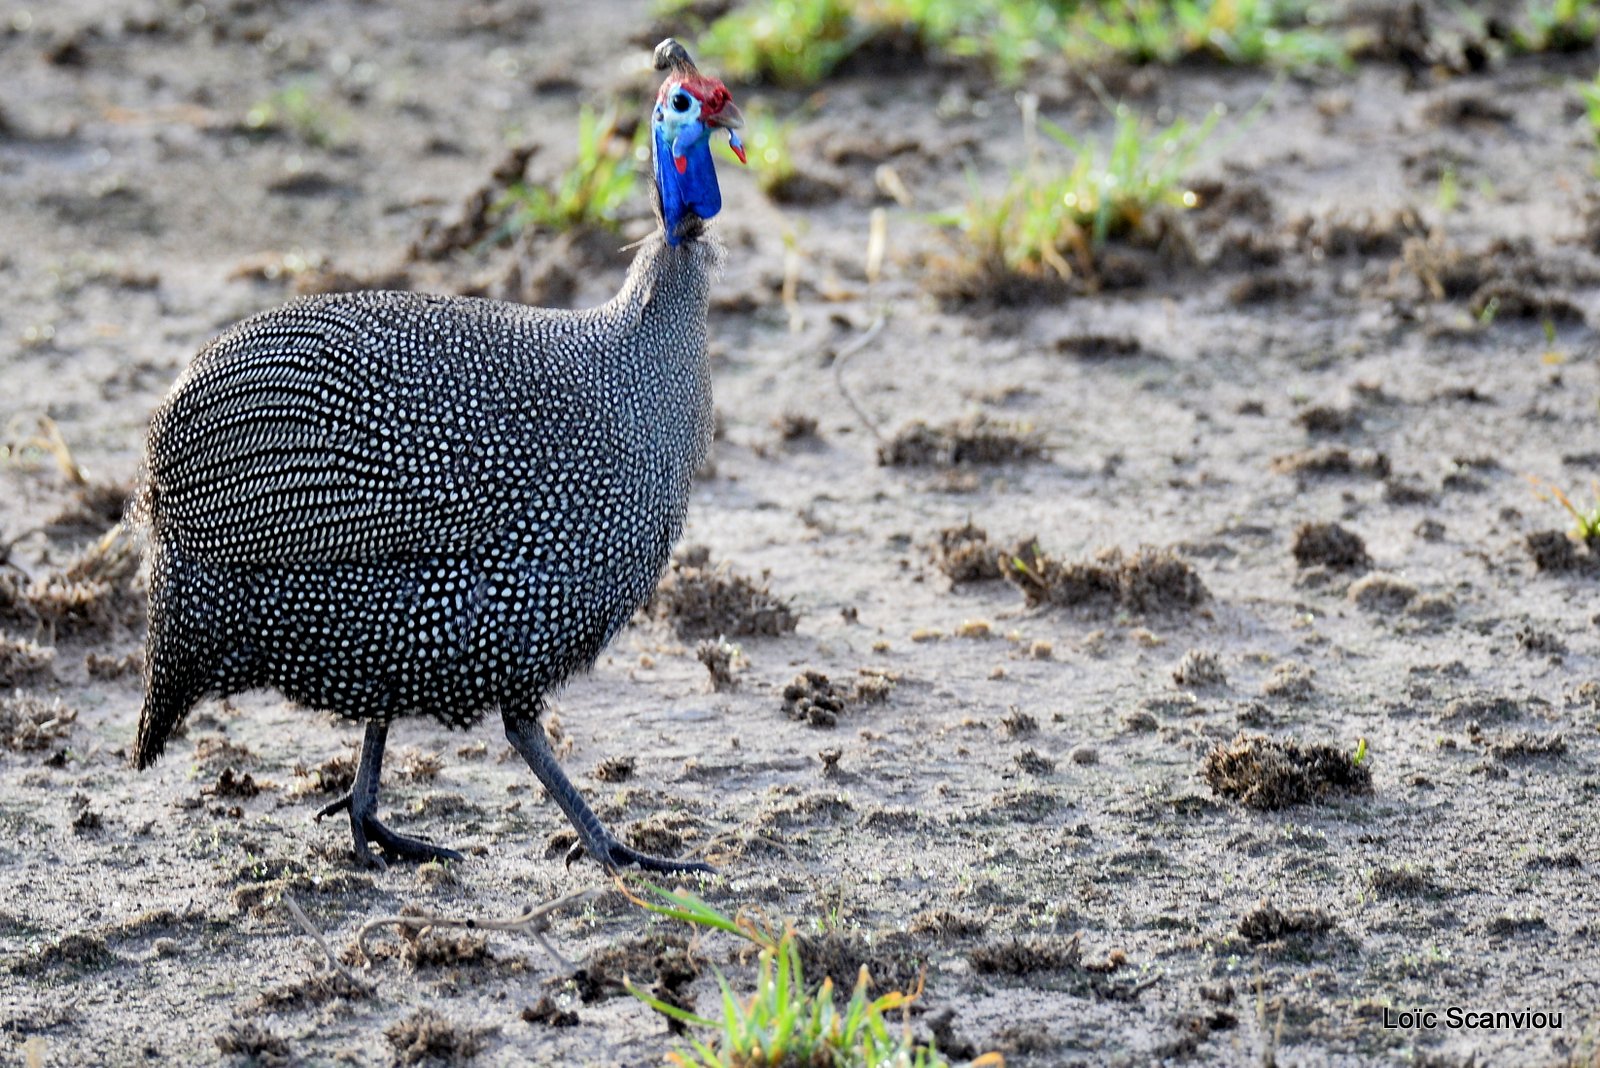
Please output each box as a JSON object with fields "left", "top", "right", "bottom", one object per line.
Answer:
{"left": 653, "top": 124, "right": 720, "bottom": 245}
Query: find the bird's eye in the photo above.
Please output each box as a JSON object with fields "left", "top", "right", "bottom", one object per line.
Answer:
{"left": 672, "top": 92, "right": 691, "bottom": 113}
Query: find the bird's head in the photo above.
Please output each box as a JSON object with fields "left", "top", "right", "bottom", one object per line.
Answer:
{"left": 650, "top": 39, "right": 745, "bottom": 245}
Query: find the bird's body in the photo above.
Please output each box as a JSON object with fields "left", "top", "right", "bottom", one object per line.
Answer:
{"left": 137, "top": 240, "right": 715, "bottom": 752}
{"left": 134, "top": 40, "right": 740, "bottom": 873}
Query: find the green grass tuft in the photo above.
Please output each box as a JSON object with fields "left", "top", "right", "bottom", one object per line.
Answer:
{"left": 243, "top": 81, "right": 345, "bottom": 148}
{"left": 934, "top": 99, "right": 1218, "bottom": 291}
{"left": 624, "top": 883, "right": 1001, "bottom": 1068}
{"left": 696, "top": 0, "right": 1344, "bottom": 88}
{"left": 1512, "top": 0, "right": 1600, "bottom": 52}
{"left": 497, "top": 106, "right": 641, "bottom": 234}
{"left": 1528, "top": 474, "right": 1600, "bottom": 545}
{"left": 742, "top": 106, "right": 813, "bottom": 201}
{"left": 1068, "top": 0, "right": 1346, "bottom": 69}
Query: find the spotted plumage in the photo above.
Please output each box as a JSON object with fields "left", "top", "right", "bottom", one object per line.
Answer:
{"left": 133, "top": 40, "right": 739, "bottom": 874}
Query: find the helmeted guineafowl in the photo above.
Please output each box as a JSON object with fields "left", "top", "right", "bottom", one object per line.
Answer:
{"left": 132, "top": 39, "right": 745, "bottom": 874}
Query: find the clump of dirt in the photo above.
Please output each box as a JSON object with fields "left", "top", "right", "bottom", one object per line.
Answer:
{"left": 574, "top": 932, "right": 694, "bottom": 1004}
{"left": 648, "top": 546, "right": 798, "bottom": 640}
{"left": 9, "top": 931, "right": 115, "bottom": 977}
{"left": 786, "top": 679, "right": 850, "bottom": 735}
{"left": 394, "top": 747, "right": 445, "bottom": 783}
{"left": 365, "top": 916, "right": 492, "bottom": 970}
{"left": 1160, "top": 1009, "right": 1240, "bottom": 1060}
{"left": 214, "top": 1022, "right": 290, "bottom": 1065}
{"left": 1053, "top": 333, "right": 1144, "bottom": 360}
{"left": 1516, "top": 625, "right": 1565, "bottom": 657}
{"left": 853, "top": 670, "right": 895, "bottom": 705}
{"left": 1467, "top": 280, "right": 1584, "bottom": 323}
{"left": 290, "top": 751, "right": 358, "bottom": 797}
{"left": 1488, "top": 732, "right": 1568, "bottom": 762}
{"left": 1291, "top": 521, "right": 1370, "bottom": 571}
{"left": 764, "top": 168, "right": 843, "bottom": 207}
{"left": 522, "top": 995, "right": 579, "bottom": 1028}
{"left": 1270, "top": 447, "right": 1391, "bottom": 480}
{"left": 1203, "top": 733, "right": 1372, "bottom": 810}
{"left": 1262, "top": 662, "right": 1315, "bottom": 700}
{"left": 781, "top": 669, "right": 897, "bottom": 728}
{"left": 793, "top": 929, "right": 927, "bottom": 995}
{"left": 1189, "top": 178, "right": 1275, "bottom": 231}
{"left": 1003, "top": 542, "right": 1208, "bottom": 613}
{"left": 772, "top": 412, "right": 820, "bottom": 442}
{"left": 1439, "top": 692, "right": 1521, "bottom": 725}
{"left": 490, "top": 225, "right": 634, "bottom": 308}
{"left": 1348, "top": 572, "right": 1419, "bottom": 612}
{"left": 924, "top": 252, "right": 1075, "bottom": 307}
{"left": 84, "top": 649, "right": 142, "bottom": 680}
{"left": 999, "top": 709, "right": 1038, "bottom": 737}
{"left": 0, "top": 532, "right": 145, "bottom": 640}
{"left": 70, "top": 792, "right": 104, "bottom": 834}
{"left": 695, "top": 637, "right": 743, "bottom": 691}
{"left": 1368, "top": 867, "right": 1438, "bottom": 899}
{"left": 385, "top": 1008, "right": 492, "bottom": 1066}
{"left": 1525, "top": 530, "right": 1598, "bottom": 574}
{"left": 250, "top": 970, "right": 372, "bottom": 1013}
{"left": 931, "top": 522, "right": 1004, "bottom": 584}
{"left": 625, "top": 815, "right": 688, "bottom": 857}
{"left": 1172, "top": 649, "right": 1227, "bottom": 690}
{"left": 592, "top": 755, "right": 635, "bottom": 783}
{"left": 1238, "top": 903, "right": 1334, "bottom": 943}
{"left": 408, "top": 143, "right": 538, "bottom": 261}
{"left": 1015, "top": 749, "right": 1056, "bottom": 775}
{"left": 1228, "top": 272, "right": 1304, "bottom": 305}
{"left": 0, "top": 693, "right": 77, "bottom": 751}
{"left": 969, "top": 934, "right": 1082, "bottom": 976}
{"left": 1296, "top": 404, "right": 1360, "bottom": 435}
{"left": 0, "top": 632, "right": 54, "bottom": 687}
{"left": 206, "top": 767, "right": 261, "bottom": 799}
{"left": 192, "top": 735, "right": 256, "bottom": 770}
{"left": 230, "top": 867, "right": 374, "bottom": 918}
{"left": 1293, "top": 207, "right": 1425, "bottom": 259}
{"left": 877, "top": 415, "right": 1046, "bottom": 468}
{"left": 910, "top": 910, "right": 990, "bottom": 938}
{"left": 44, "top": 480, "right": 132, "bottom": 539}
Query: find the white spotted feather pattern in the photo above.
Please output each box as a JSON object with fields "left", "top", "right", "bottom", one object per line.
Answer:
{"left": 133, "top": 234, "right": 718, "bottom": 763}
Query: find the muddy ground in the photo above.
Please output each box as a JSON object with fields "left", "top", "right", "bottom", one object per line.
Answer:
{"left": 3, "top": 1, "right": 1600, "bottom": 1065}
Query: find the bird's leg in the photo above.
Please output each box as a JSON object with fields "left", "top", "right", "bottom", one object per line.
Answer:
{"left": 314, "top": 720, "right": 465, "bottom": 871}
{"left": 502, "top": 712, "right": 715, "bottom": 876}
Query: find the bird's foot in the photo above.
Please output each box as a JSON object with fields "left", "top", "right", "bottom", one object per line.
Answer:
{"left": 358, "top": 816, "right": 466, "bottom": 870}
{"left": 566, "top": 836, "right": 715, "bottom": 876}
{"left": 315, "top": 791, "right": 465, "bottom": 870}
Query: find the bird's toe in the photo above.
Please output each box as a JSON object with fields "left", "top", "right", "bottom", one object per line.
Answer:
{"left": 314, "top": 793, "right": 354, "bottom": 822}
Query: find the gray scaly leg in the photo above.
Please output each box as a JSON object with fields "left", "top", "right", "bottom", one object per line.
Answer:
{"left": 315, "top": 720, "right": 466, "bottom": 871}
{"left": 502, "top": 708, "right": 714, "bottom": 875}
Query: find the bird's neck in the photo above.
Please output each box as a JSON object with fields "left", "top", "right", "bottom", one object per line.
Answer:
{"left": 612, "top": 232, "right": 718, "bottom": 345}
{"left": 620, "top": 233, "right": 715, "bottom": 466}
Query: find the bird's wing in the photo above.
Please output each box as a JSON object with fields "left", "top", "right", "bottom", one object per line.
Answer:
{"left": 145, "top": 293, "right": 600, "bottom": 567}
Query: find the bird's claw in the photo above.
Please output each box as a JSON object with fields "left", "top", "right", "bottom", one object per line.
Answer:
{"left": 314, "top": 793, "right": 353, "bottom": 822}
{"left": 571, "top": 834, "right": 715, "bottom": 876}
{"left": 319, "top": 791, "right": 465, "bottom": 869}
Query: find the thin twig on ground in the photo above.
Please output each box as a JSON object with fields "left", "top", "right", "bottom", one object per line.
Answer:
{"left": 831, "top": 313, "right": 888, "bottom": 444}
{"left": 354, "top": 887, "right": 602, "bottom": 974}
{"left": 282, "top": 893, "right": 374, "bottom": 993}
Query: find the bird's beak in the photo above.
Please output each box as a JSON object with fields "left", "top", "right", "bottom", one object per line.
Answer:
{"left": 707, "top": 103, "right": 746, "bottom": 164}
